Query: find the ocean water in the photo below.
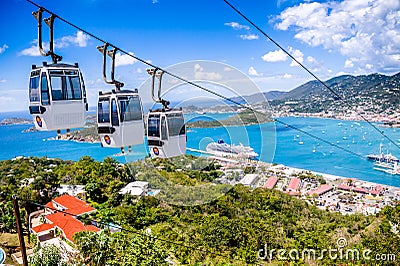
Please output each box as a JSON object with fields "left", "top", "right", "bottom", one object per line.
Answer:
{"left": 1, "top": 112, "right": 400, "bottom": 187}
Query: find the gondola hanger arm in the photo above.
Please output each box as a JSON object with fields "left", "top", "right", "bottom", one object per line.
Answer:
{"left": 32, "top": 8, "right": 62, "bottom": 63}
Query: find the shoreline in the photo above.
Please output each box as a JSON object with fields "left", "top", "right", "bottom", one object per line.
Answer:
{"left": 277, "top": 164, "right": 400, "bottom": 190}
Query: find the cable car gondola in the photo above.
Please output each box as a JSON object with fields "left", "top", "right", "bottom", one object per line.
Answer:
{"left": 97, "top": 89, "right": 144, "bottom": 152}
{"left": 147, "top": 108, "right": 186, "bottom": 158}
{"left": 146, "top": 68, "right": 186, "bottom": 158}
{"left": 96, "top": 43, "right": 144, "bottom": 153}
{"left": 28, "top": 9, "right": 87, "bottom": 135}
{"left": 29, "top": 62, "right": 88, "bottom": 132}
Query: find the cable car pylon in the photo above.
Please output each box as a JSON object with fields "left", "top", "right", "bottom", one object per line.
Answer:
{"left": 96, "top": 43, "right": 144, "bottom": 154}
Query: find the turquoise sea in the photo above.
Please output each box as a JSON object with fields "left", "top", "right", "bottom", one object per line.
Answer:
{"left": 1, "top": 111, "right": 400, "bottom": 187}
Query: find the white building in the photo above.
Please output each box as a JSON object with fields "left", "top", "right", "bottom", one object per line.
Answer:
{"left": 119, "top": 181, "right": 149, "bottom": 197}
{"left": 239, "top": 174, "right": 258, "bottom": 188}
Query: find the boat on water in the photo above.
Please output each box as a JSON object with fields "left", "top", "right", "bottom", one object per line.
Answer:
{"left": 367, "top": 143, "right": 399, "bottom": 163}
{"left": 206, "top": 139, "right": 258, "bottom": 159}
{"left": 373, "top": 161, "right": 400, "bottom": 175}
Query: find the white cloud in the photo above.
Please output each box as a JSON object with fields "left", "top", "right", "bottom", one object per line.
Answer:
{"left": 136, "top": 68, "right": 143, "bottom": 74}
{"left": 224, "top": 22, "right": 250, "bottom": 30}
{"left": 19, "top": 31, "right": 90, "bottom": 57}
{"left": 283, "top": 73, "right": 292, "bottom": 79}
{"left": 275, "top": 0, "right": 400, "bottom": 73}
{"left": 248, "top": 66, "right": 263, "bottom": 76}
{"left": 261, "top": 49, "right": 288, "bottom": 62}
{"left": 193, "top": 63, "right": 222, "bottom": 81}
{"left": 0, "top": 44, "right": 8, "bottom": 54}
{"left": 239, "top": 34, "right": 259, "bottom": 40}
{"left": 56, "top": 31, "right": 90, "bottom": 48}
{"left": 18, "top": 40, "right": 45, "bottom": 56}
{"left": 344, "top": 59, "right": 354, "bottom": 68}
{"left": 115, "top": 52, "right": 137, "bottom": 67}
{"left": 289, "top": 47, "right": 304, "bottom": 67}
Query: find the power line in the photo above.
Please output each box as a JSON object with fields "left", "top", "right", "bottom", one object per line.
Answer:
{"left": 17, "top": 196, "right": 261, "bottom": 265}
{"left": 222, "top": 0, "right": 400, "bottom": 152}
{"left": 24, "top": 0, "right": 367, "bottom": 160}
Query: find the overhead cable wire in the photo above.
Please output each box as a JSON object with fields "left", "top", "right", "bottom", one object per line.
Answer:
{"left": 222, "top": 0, "right": 400, "bottom": 151}
{"left": 25, "top": 0, "right": 366, "bottom": 160}
{"left": 17, "top": 196, "right": 261, "bottom": 265}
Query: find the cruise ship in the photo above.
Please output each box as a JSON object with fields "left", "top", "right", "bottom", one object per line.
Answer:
{"left": 206, "top": 139, "right": 258, "bottom": 159}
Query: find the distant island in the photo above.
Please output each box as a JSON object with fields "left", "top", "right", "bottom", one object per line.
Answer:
{"left": 187, "top": 110, "right": 272, "bottom": 128}
{"left": 0, "top": 117, "right": 32, "bottom": 125}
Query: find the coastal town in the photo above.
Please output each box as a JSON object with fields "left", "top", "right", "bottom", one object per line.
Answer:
{"left": 207, "top": 154, "right": 400, "bottom": 216}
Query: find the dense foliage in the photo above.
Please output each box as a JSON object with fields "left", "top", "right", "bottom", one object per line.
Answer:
{"left": 0, "top": 156, "right": 399, "bottom": 265}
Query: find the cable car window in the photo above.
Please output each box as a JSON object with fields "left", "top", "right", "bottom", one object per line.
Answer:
{"left": 111, "top": 99, "right": 119, "bottom": 127}
{"left": 118, "top": 96, "right": 142, "bottom": 122}
{"left": 70, "top": 76, "right": 82, "bottom": 99}
{"left": 41, "top": 75, "right": 50, "bottom": 105}
{"left": 81, "top": 73, "right": 86, "bottom": 98}
{"left": 29, "top": 75, "right": 40, "bottom": 102}
{"left": 50, "top": 76, "right": 63, "bottom": 101}
{"left": 148, "top": 115, "right": 160, "bottom": 137}
{"left": 161, "top": 116, "right": 168, "bottom": 140}
{"left": 98, "top": 98, "right": 110, "bottom": 123}
{"left": 49, "top": 71, "right": 82, "bottom": 101}
{"left": 166, "top": 113, "right": 185, "bottom": 136}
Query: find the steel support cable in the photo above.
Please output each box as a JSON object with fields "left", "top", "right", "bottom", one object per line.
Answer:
{"left": 222, "top": 0, "right": 400, "bottom": 151}
{"left": 25, "top": 0, "right": 365, "bottom": 160}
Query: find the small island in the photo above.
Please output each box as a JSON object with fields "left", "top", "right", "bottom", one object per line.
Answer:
{"left": 0, "top": 117, "right": 32, "bottom": 126}
{"left": 187, "top": 110, "right": 272, "bottom": 128}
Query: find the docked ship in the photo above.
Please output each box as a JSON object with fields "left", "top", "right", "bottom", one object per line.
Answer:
{"left": 206, "top": 139, "right": 258, "bottom": 159}
{"left": 367, "top": 144, "right": 399, "bottom": 163}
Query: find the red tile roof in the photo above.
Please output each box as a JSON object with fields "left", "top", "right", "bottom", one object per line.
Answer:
{"left": 287, "top": 178, "right": 301, "bottom": 191}
{"left": 338, "top": 184, "right": 352, "bottom": 191}
{"left": 353, "top": 187, "right": 368, "bottom": 194}
{"left": 52, "top": 194, "right": 95, "bottom": 216}
{"left": 369, "top": 189, "right": 381, "bottom": 196}
{"left": 308, "top": 184, "right": 333, "bottom": 196}
{"left": 263, "top": 177, "right": 278, "bottom": 189}
{"left": 33, "top": 195, "right": 99, "bottom": 243}
{"left": 32, "top": 223, "right": 55, "bottom": 234}
{"left": 46, "top": 212, "right": 100, "bottom": 243}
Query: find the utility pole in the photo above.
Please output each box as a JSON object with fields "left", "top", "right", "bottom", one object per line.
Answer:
{"left": 12, "top": 195, "right": 29, "bottom": 266}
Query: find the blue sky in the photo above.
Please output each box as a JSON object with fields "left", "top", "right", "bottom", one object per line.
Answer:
{"left": 1, "top": 0, "right": 399, "bottom": 112}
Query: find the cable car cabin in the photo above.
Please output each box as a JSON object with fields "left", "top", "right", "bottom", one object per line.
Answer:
{"left": 28, "top": 62, "right": 88, "bottom": 131}
{"left": 147, "top": 109, "right": 186, "bottom": 158}
{"left": 97, "top": 90, "right": 144, "bottom": 152}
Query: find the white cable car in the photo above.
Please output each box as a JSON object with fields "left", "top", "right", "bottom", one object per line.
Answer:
{"left": 145, "top": 68, "right": 186, "bottom": 158}
{"left": 96, "top": 43, "right": 145, "bottom": 153}
{"left": 28, "top": 62, "right": 88, "bottom": 132}
{"left": 147, "top": 108, "right": 186, "bottom": 158}
{"left": 97, "top": 89, "right": 144, "bottom": 153}
{"left": 28, "top": 9, "right": 87, "bottom": 136}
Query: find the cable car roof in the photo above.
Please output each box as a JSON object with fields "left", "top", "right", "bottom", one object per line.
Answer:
{"left": 98, "top": 89, "right": 139, "bottom": 96}
{"left": 31, "top": 62, "right": 80, "bottom": 70}
{"left": 148, "top": 107, "right": 183, "bottom": 114}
